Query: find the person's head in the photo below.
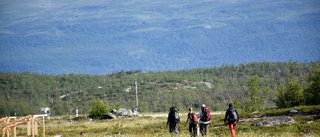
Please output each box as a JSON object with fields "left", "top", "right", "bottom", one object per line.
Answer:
{"left": 170, "top": 105, "right": 175, "bottom": 110}
{"left": 188, "top": 107, "right": 192, "bottom": 112}
{"left": 229, "top": 103, "right": 233, "bottom": 108}
{"left": 201, "top": 104, "right": 205, "bottom": 108}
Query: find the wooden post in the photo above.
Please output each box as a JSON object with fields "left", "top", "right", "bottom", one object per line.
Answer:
{"left": 27, "top": 121, "right": 31, "bottom": 136}
{"left": 35, "top": 119, "right": 38, "bottom": 135}
{"left": 32, "top": 116, "right": 35, "bottom": 137}
{"left": 135, "top": 81, "right": 138, "bottom": 110}
{"left": 6, "top": 118, "right": 10, "bottom": 137}
{"left": 14, "top": 117, "right": 16, "bottom": 137}
{"left": 2, "top": 128, "right": 5, "bottom": 137}
{"left": 42, "top": 116, "right": 45, "bottom": 137}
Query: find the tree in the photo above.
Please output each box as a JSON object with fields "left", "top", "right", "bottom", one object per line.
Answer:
{"left": 304, "top": 63, "right": 320, "bottom": 105}
{"left": 53, "top": 104, "right": 65, "bottom": 115}
{"left": 89, "top": 100, "right": 110, "bottom": 119}
{"left": 248, "top": 75, "right": 260, "bottom": 111}
{"left": 0, "top": 61, "right": 315, "bottom": 115}
{"left": 246, "top": 75, "right": 269, "bottom": 112}
{"left": 275, "top": 59, "right": 304, "bottom": 108}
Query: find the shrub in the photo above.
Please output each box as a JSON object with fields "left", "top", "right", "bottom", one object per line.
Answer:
{"left": 88, "top": 100, "right": 110, "bottom": 119}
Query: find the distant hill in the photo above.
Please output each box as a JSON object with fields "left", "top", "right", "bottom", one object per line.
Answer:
{"left": 0, "top": 0, "right": 319, "bottom": 74}
{"left": 0, "top": 61, "right": 318, "bottom": 116}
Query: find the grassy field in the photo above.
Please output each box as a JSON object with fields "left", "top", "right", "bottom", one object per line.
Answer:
{"left": 9, "top": 105, "right": 320, "bottom": 137}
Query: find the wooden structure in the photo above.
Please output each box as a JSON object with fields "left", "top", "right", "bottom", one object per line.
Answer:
{"left": 135, "top": 81, "right": 138, "bottom": 110}
{"left": 0, "top": 115, "right": 46, "bottom": 137}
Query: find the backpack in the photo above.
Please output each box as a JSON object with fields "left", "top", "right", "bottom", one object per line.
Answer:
{"left": 228, "top": 108, "right": 238, "bottom": 122}
{"left": 200, "top": 106, "right": 211, "bottom": 121}
{"left": 170, "top": 107, "right": 180, "bottom": 123}
{"left": 189, "top": 113, "right": 198, "bottom": 124}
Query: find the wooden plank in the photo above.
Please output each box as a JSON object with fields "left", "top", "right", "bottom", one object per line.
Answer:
{"left": 6, "top": 127, "right": 9, "bottom": 137}
{"left": 42, "top": 116, "right": 45, "bottom": 137}
{"left": 35, "top": 120, "right": 38, "bottom": 135}
{"left": 27, "top": 121, "right": 31, "bottom": 136}
{"left": 13, "top": 117, "right": 16, "bottom": 137}
{"left": 2, "top": 127, "right": 7, "bottom": 137}
{"left": 0, "top": 117, "right": 9, "bottom": 123}
{"left": 32, "top": 116, "right": 34, "bottom": 137}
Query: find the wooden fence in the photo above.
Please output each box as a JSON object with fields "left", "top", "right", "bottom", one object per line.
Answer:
{"left": 0, "top": 115, "right": 46, "bottom": 137}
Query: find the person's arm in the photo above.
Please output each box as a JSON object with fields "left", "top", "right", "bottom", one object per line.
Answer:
{"left": 224, "top": 109, "right": 229, "bottom": 123}
{"left": 198, "top": 110, "right": 202, "bottom": 118}
{"left": 185, "top": 114, "right": 190, "bottom": 127}
{"left": 166, "top": 113, "right": 170, "bottom": 126}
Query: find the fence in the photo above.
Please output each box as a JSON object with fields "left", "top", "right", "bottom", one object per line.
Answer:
{"left": 0, "top": 115, "right": 46, "bottom": 137}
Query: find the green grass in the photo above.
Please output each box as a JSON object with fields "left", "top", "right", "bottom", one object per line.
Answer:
{"left": 5, "top": 105, "right": 320, "bottom": 137}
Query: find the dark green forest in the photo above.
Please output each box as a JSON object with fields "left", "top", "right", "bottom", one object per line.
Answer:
{"left": 1, "top": 61, "right": 319, "bottom": 117}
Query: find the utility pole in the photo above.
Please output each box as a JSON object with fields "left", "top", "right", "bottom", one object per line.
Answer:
{"left": 135, "top": 81, "right": 138, "bottom": 111}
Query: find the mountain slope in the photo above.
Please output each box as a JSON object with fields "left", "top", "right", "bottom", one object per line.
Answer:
{"left": 0, "top": 0, "right": 319, "bottom": 74}
{"left": 0, "top": 61, "right": 317, "bottom": 116}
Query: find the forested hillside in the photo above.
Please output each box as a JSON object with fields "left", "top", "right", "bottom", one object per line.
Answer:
{"left": 1, "top": 61, "right": 318, "bottom": 116}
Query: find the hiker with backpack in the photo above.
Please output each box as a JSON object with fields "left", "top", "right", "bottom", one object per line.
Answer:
{"left": 185, "top": 107, "right": 198, "bottom": 137}
{"left": 166, "top": 106, "right": 180, "bottom": 135}
{"left": 224, "top": 103, "right": 239, "bottom": 137}
{"left": 198, "top": 104, "right": 211, "bottom": 136}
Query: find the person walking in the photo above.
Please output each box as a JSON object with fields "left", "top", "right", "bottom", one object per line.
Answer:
{"left": 224, "top": 103, "right": 239, "bottom": 137}
{"left": 198, "top": 104, "right": 211, "bottom": 136}
{"left": 185, "top": 107, "right": 198, "bottom": 137}
{"left": 166, "top": 106, "right": 180, "bottom": 135}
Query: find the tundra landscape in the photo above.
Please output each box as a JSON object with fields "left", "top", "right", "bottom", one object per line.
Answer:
{"left": 8, "top": 105, "right": 320, "bottom": 136}
{"left": 0, "top": 0, "right": 320, "bottom": 136}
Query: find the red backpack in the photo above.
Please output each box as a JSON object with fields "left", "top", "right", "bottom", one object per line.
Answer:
{"left": 189, "top": 113, "right": 198, "bottom": 124}
{"left": 200, "top": 106, "right": 212, "bottom": 121}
